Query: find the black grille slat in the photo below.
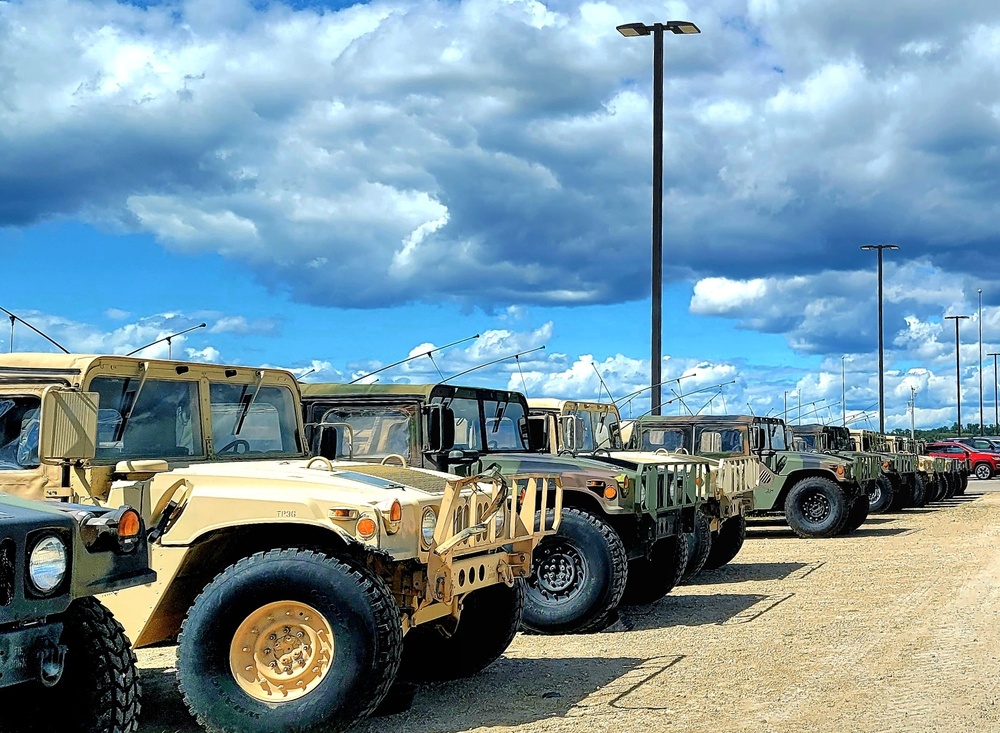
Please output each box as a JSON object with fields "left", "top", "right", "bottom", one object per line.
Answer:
{"left": 0, "top": 539, "right": 15, "bottom": 607}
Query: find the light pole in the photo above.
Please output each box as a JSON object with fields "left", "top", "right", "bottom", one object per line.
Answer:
{"left": 909, "top": 386, "right": 916, "bottom": 440}
{"left": 945, "top": 314, "right": 970, "bottom": 436}
{"left": 860, "top": 244, "right": 899, "bottom": 433}
{"left": 989, "top": 352, "right": 1000, "bottom": 433}
{"left": 979, "top": 289, "right": 984, "bottom": 434}
{"left": 841, "top": 355, "right": 849, "bottom": 426}
{"left": 783, "top": 389, "right": 796, "bottom": 424}
{"left": 617, "top": 19, "right": 700, "bottom": 415}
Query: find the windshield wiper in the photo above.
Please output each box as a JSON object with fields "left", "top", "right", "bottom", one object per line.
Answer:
{"left": 491, "top": 398, "right": 509, "bottom": 433}
{"left": 233, "top": 370, "right": 265, "bottom": 436}
{"left": 113, "top": 362, "right": 150, "bottom": 442}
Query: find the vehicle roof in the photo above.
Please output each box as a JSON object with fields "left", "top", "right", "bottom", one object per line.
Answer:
{"left": 0, "top": 353, "right": 298, "bottom": 387}
{"left": 631, "top": 414, "right": 778, "bottom": 427}
{"left": 528, "top": 398, "right": 617, "bottom": 412}
{"left": 301, "top": 382, "right": 526, "bottom": 401}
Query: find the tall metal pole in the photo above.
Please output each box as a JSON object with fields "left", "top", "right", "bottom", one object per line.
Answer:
{"left": 909, "top": 386, "right": 916, "bottom": 440}
{"left": 797, "top": 391, "right": 801, "bottom": 425}
{"left": 841, "top": 356, "right": 847, "bottom": 426}
{"left": 979, "top": 289, "right": 984, "bottom": 434}
{"left": 650, "top": 24, "right": 664, "bottom": 415}
{"left": 989, "top": 352, "right": 1000, "bottom": 432}
{"left": 783, "top": 390, "right": 788, "bottom": 423}
{"left": 861, "top": 245, "right": 898, "bottom": 434}
{"left": 876, "top": 247, "right": 885, "bottom": 433}
{"left": 946, "top": 315, "right": 970, "bottom": 436}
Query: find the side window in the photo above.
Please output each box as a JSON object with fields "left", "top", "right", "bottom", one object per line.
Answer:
{"left": 90, "top": 377, "right": 202, "bottom": 461}
{"left": 0, "top": 397, "right": 41, "bottom": 470}
{"left": 209, "top": 384, "right": 301, "bottom": 455}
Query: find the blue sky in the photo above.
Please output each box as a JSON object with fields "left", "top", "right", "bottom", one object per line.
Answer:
{"left": 3, "top": 0, "right": 1000, "bottom": 430}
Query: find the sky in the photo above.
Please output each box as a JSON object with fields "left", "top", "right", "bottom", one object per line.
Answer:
{"left": 2, "top": 0, "right": 1000, "bottom": 431}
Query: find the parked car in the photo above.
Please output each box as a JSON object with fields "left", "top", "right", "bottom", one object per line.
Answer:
{"left": 925, "top": 441, "right": 1000, "bottom": 480}
{"left": 948, "top": 436, "right": 1000, "bottom": 452}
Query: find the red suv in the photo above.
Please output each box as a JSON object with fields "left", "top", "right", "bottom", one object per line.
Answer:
{"left": 925, "top": 441, "right": 1000, "bottom": 480}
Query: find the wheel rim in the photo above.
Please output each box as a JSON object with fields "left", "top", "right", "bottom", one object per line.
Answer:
{"left": 230, "top": 600, "right": 334, "bottom": 703}
{"left": 977, "top": 465, "right": 991, "bottom": 480}
{"left": 529, "top": 540, "right": 587, "bottom": 603}
{"left": 801, "top": 490, "right": 832, "bottom": 523}
{"left": 868, "top": 483, "right": 882, "bottom": 506}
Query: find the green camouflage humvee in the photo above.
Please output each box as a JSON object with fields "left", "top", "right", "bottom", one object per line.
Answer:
{"left": 527, "top": 398, "right": 758, "bottom": 574}
{"left": 623, "top": 415, "right": 867, "bottom": 538}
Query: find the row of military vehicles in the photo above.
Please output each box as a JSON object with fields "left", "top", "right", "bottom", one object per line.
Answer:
{"left": 0, "top": 353, "right": 970, "bottom": 732}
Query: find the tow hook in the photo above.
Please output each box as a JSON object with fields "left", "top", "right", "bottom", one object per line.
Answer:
{"left": 38, "top": 639, "right": 66, "bottom": 688}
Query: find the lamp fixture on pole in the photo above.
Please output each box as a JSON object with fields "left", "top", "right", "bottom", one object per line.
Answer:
{"left": 616, "top": 19, "right": 700, "bottom": 415}
{"left": 945, "top": 314, "right": 970, "bottom": 436}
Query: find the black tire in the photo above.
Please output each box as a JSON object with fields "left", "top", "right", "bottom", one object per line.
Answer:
{"left": 886, "top": 473, "right": 909, "bottom": 512}
{"left": 868, "top": 475, "right": 895, "bottom": 514}
{"left": 620, "top": 531, "right": 689, "bottom": 605}
{"left": 398, "top": 580, "right": 524, "bottom": 682}
{"left": 702, "top": 515, "right": 747, "bottom": 570}
{"left": 943, "top": 473, "right": 957, "bottom": 500}
{"left": 521, "top": 508, "right": 627, "bottom": 634}
{"left": 974, "top": 462, "right": 993, "bottom": 480}
{"left": 784, "top": 477, "right": 850, "bottom": 538}
{"left": 932, "top": 474, "right": 949, "bottom": 502}
{"left": 178, "top": 548, "right": 403, "bottom": 733}
{"left": 7, "top": 597, "right": 142, "bottom": 733}
{"left": 837, "top": 492, "right": 870, "bottom": 535}
{"left": 681, "top": 511, "right": 713, "bottom": 583}
{"left": 959, "top": 473, "right": 969, "bottom": 494}
{"left": 912, "top": 473, "right": 928, "bottom": 507}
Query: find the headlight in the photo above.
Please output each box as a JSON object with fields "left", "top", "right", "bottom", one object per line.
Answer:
{"left": 421, "top": 508, "right": 437, "bottom": 548}
{"left": 29, "top": 535, "right": 68, "bottom": 595}
{"left": 493, "top": 508, "right": 506, "bottom": 538}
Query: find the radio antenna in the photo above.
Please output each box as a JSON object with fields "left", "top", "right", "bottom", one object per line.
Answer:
{"left": 592, "top": 362, "right": 616, "bottom": 404}
{"left": 349, "top": 333, "right": 480, "bottom": 384}
{"left": 441, "top": 345, "right": 546, "bottom": 384}
{"left": 127, "top": 323, "right": 207, "bottom": 358}
{"left": 613, "top": 373, "right": 696, "bottom": 407}
{"left": 0, "top": 306, "right": 69, "bottom": 353}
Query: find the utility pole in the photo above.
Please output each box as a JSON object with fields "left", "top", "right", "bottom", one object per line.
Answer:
{"left": 860, "top": 244, "right": 899, "bottom": 433}
{"left": 945, "top": 314, "right": 971, "bottom": 436}
{"left": 989, "top": 352, "right": 1000, "bottom": 433}
{"left": 909, "top": 386, "right": 916, "bottom": 440}
{"left": 979, "top": 289, "right": 984, "bottom": 434}
{"left": 841, "top": 356, "right": 848, "bottom": 427}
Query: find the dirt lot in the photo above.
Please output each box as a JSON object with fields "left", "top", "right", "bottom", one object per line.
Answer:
{"left": 137, "top": 484, "right": 1000, "bottom": 733}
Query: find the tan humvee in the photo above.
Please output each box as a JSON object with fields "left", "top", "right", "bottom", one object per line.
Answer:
{"left": 0, "top": 354, "right": 561, "bottom": 733}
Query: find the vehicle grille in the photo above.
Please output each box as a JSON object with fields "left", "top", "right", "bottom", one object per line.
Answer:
{"left": 0, "top": 539, "right": 14, "bottom": 607}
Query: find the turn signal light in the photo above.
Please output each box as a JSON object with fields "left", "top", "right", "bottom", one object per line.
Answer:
{"left": 603, "top": 486, "right": 618, "bottom": 500}
{"left": 117, "top": 509, "right": 141, "bottom": 539}
{"left": 389, "top": 500, "right": 403, "bottom": 523}
{"left": 357, "top": 517, "right": 378, "bottom": 539}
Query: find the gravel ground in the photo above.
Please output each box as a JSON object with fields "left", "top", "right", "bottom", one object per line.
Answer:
{"left": 136, "top": 481, "right": 1000, "bottom": 733}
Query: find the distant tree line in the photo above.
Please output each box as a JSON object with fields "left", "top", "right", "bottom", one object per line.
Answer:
{"left": 887, "top": 424, "right": 999, "bottom": 441}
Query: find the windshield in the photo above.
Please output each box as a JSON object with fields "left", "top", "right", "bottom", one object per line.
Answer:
{"left": 797, "top": 434, "right": 820, "bottom": 451}
{"left": 637, "top": 426, "right": 689, "bottom": 452}
{"left": 433, "top": 393, "right": 530, "bottom": 452}
{"left": 209, "top": 383, "right": 301, "bottom": 456}
{"left": 765, "top": 421, "right": 788, "bottom": 450}
{"left": 91, "top": 377, "right": 202, "bottom": 461}
{"left": 566, "top": 408, "right": 622, "bottom": 451}
{"left": 320, "top": 405, "right": 416, "bottom": 463}
{"left": 695, "top": 426, "right": 746, "bottom": 457}
{"left": 0, "top": 396, "right": 41, "bottom": 470}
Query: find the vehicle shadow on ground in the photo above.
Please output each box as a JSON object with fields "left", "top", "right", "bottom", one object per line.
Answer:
{"left": 360, "top": 655, "right": 648, "bottom": 733}
{"left": 746, "top": 526, "right": 912, "bottom": 539}
{"left": 611, "top": 592, "right": 770, "bottom": 631}
{"left": 138, "top": 655, "right": 647, "bottom": 733}
{"left": 686, "top": 561, "right": 807, "bottom": 585}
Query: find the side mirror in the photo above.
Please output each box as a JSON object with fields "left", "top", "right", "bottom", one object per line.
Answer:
{"left": 527, "top": 416, "right": 547, "bottom": 451}
{"left": 559, "top": 415, "right": 580, "bottom": 452}
{"left": 39, "top": 389, "right": 99, "bottom": 464}
{"left": 309, "top": 421, "right": 354, "bottom": 460}
{"left": 318, "top": 426, "right": 339, "bottom": 460}
{"left": 425, "top": 404, "right": 455, "bottom": 453}
{"left": 751, "top": 426, "right": 765, "bottom": 452}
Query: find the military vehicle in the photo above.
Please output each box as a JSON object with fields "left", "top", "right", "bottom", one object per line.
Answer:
{"left": 301, "top": 382, "right": 706, "bottom": 634}
{"left": 527, "top": 398, "right": 758, "bottom": 574}
{"left": 0, "top": 488, "right": 154, "bottom": 732}
{"left": 0, "top": 355, "right": 560, "bottom": 733}
{"left": 623, "top": 415, "right": 866, "bottom": 538}
{"left": 849, "top": 430, "right": 921, "bottom": 512}
{"left": 790, "top": 423, "right": 881, "bottom": 525}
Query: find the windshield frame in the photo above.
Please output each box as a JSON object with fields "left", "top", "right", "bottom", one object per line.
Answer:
{"left": 431, "top": 385, "right": 531, "bottom": 453}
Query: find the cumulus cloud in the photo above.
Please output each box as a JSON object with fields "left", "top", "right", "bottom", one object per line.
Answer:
{"left": 5, "top": 0, "right": 1000, "bottom": 311}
